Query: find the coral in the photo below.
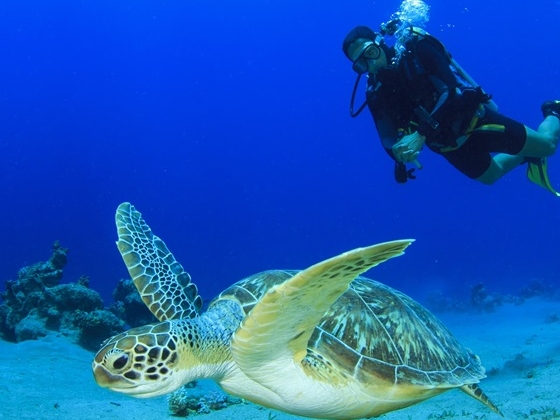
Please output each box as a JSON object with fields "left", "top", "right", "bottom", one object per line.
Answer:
{"left": 0, "top": 243, "right": 126, "bottom": 349}
{"left": 167, "top": 383, "right": 242, "bottom": 417}
{"left": 519, "top": 278, "right": 554, "bottom": 300}
{"left": 71, "top": 309, "right": 125, "bottom": 350}
{"left": 15, "top": 309, "right": 48, "bottom": 341}
{"left": 502, "top": 353, "right": 536, "bottom": 375}
{"left": 41, "top": 282, "right": 104, "bottom": 313}
{"left": 0, "top": 242, "right": 69, "bottom": 341}
{"left": 424, "top": 278, "right": 560, "bottom": 315}
{"left": 470, "top": 282, "right": 502, "bottom": 312}
{"left": 109, "top": 278, "right": 157, "bottom": 327}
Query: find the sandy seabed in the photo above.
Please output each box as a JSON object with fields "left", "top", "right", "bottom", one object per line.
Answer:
{"left": 1, "top": 298, "right": 559, "bottom": 420}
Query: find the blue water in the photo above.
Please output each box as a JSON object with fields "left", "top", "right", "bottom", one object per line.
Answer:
{"left": 1, "top": 0, "right": 559, "bottom": 305}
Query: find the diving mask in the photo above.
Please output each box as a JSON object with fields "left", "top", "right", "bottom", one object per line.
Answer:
{"left": 351, "top": 42, "right": 381, "bottom": 74}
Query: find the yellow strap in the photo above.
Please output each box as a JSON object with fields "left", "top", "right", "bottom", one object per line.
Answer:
{"left": 469, "top": 123, "right": 505, "bottom": 133}
{"left": 437, "top": 110, "right": 482, "bottom": 152}
{"left": 438, "top": 109, "right": 505, "bottom": 153}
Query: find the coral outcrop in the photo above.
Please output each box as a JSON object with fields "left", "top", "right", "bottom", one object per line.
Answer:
{"left": 109, "top": 278, "right": 157, "bottom": 327}
{"left": 0, "top": 242, "right": 125, "bottom": 350}
{"left": 0, "top": 241, "right": 69, "bottom": 341}
{"left": 168, "top": 382, "right": 242, "bottom": 417}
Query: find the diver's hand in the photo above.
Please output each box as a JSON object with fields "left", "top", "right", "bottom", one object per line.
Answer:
{"left": 392, "top": 132, "right": 426, "bottom": 167}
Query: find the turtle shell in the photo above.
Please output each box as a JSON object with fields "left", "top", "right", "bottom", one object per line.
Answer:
{"left": 210, "top": 270, "right": 484, "bottom": 387}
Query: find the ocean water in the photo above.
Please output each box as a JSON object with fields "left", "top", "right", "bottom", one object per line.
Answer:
{"left": 0, "top": 0, "right": 559, "bottom": 307}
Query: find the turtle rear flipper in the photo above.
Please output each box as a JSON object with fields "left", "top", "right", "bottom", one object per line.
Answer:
{"left": 116, "top": 202, "right": 202, "bottom": 321}
{"left": 460, "top": 383, "right": 503, "bottom": 416}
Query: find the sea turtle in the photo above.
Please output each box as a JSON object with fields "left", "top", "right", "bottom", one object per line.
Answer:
{"left": 93, "top": 202, "right": 501, "bottom": 419}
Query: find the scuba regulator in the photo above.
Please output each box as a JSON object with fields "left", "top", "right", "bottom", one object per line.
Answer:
{"left": 349, "top": 17, "right": 402, "bottom": 118}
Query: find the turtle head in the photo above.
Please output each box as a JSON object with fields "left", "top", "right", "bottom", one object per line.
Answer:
{"left": 92, "top": 321, "right": 194, "bottom": 398}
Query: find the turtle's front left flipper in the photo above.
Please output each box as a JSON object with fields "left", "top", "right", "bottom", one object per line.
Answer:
{"left": 230, "top": 240, "right": 413, "bottom": 380}
{"left": 115, "top": 202, "right": 202, "bottom": 321}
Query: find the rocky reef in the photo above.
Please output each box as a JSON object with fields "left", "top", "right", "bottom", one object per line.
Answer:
{"left": 109, "top": 278, "right": 156, "bottom": 328}
{"left": 0, "top": 242, "right": 148, "bottom": 350}
{"left": 425, "top": 278, "right": 558, "bottom": 314}
{"left": 167, "top": 382, "right": 242, "bottom": 417}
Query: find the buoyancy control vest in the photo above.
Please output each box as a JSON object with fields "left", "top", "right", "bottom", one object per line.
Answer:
{"left": 396, "top": 27, "right": 492, "bottom": 151}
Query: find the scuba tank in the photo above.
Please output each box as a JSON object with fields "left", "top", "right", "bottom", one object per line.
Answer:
{"left": 448, "top": 57, "right": 498, "bottom": 112}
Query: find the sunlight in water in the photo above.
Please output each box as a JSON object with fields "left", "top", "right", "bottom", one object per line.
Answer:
{"left": 397, "top": 0, "right": 430, "bottom": 27}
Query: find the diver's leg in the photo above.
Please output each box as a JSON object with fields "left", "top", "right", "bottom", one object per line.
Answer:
{"left": 476, "top": 153, "right": 525, "bottom": 185}
{"left": 476, "top": 117, "right": 560, "bottom": 185}
{"left": 519, "top": 117, "right": 560, "bottom": 157}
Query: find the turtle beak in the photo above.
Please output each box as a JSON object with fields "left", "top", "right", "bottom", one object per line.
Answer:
{"left": 92, "top": 362, "right": 137, "bottom": 389}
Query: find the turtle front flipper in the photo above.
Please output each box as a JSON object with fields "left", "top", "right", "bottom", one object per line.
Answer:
{"left": 231, "top": 240, "right": 413, "bottom": 381}
{"left": 115, "top": 202, "right": 202, "bottom": 321}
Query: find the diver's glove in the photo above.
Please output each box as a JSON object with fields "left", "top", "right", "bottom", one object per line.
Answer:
{"left": 392, "top": 131, "right": 425, "bottom": 168}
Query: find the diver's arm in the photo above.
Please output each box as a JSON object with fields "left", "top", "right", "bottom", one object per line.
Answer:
{"left": 374, "top": 109, "right": 423, "bottom": 168}
{"left": 371, "top": 107, "right": 401, "bottom": 160}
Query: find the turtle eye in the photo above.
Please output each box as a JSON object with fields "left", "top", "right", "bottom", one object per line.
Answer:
{"left": 112, "top": 354, "right": 129, "bottom": 370}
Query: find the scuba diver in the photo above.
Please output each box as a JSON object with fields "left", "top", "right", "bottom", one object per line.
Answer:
{"left": 342, "top": 19, "right": 560, "bottom": 195}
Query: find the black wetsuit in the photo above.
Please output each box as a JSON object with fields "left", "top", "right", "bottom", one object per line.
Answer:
{"left": 366, "top": 35, "right": 526, "bottom": 179}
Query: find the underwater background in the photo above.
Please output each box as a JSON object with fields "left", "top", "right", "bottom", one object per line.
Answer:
{"left": 0, "top": 0, "right": 559, "bottom": 305}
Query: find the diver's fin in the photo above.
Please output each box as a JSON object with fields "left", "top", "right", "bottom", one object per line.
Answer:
{"left": 526, "top": 158, "right": 560, "bottom": 197}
